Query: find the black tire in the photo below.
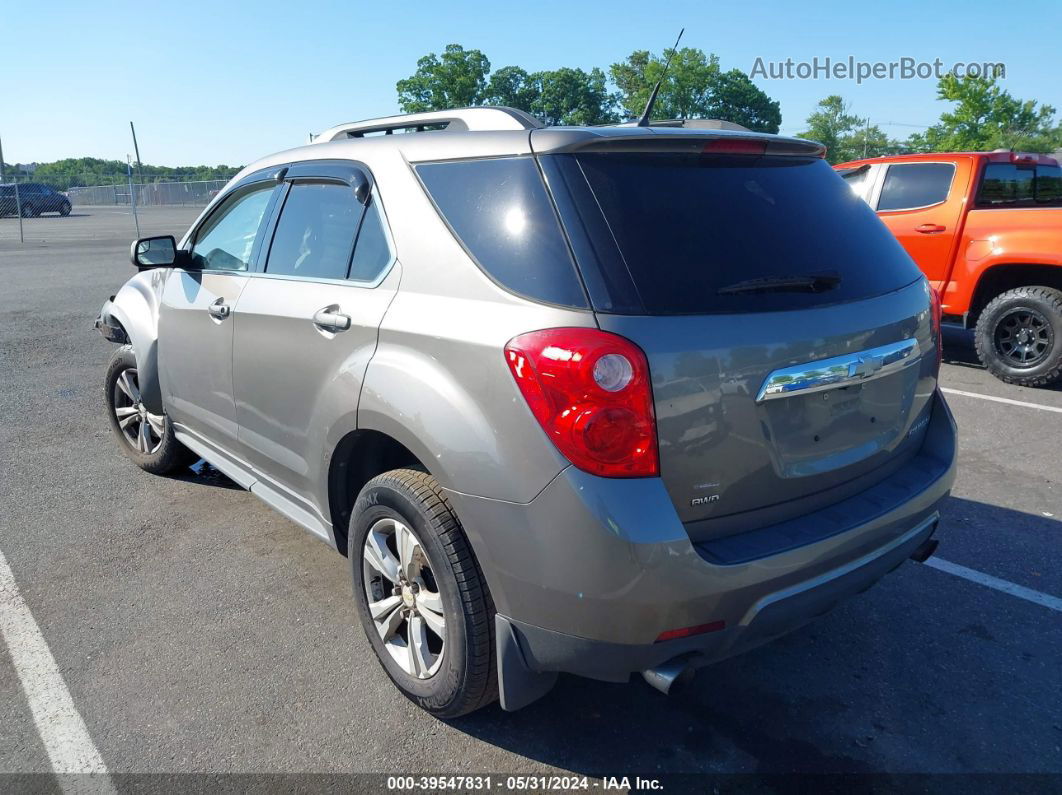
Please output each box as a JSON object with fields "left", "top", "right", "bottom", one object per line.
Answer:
{"left": 20, "top": 203, "right": 34, "bottom": 218}
{"left": 974, "top": 286, "right": 1062, "bottom": 387}
{"left": 60, "top": 202, "right": 71, "bottom": 217}
{"left": 104, "top": 346, "right": 195, "bottom": 475}
{"left": 350, "top": 469, "right": 497, "bottom": 718}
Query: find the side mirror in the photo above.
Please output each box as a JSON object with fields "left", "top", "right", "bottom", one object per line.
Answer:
{"left": 130, "top": 235, "right": 187, "bottom": 269}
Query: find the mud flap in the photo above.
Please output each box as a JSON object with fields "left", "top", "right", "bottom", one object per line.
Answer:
{"left": 496, "top": 615, "right": 558, "bottom": 712}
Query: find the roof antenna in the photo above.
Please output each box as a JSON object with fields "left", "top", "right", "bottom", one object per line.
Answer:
{"left": 636, "top": 28, "right": 685, "bottom": 127}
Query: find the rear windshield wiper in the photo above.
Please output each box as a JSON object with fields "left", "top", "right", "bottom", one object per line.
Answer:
{"left": 717, "top": 272, "right": 842, "bottom": 295}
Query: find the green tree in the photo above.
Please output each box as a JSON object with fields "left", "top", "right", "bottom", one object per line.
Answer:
{"left": 484, "top": 65, "right": 540, "bottom": 111}
{"left": 26, "top": 157, "right": 241, "bottom": 190}
{"left": 396, "top": 44, "right": 491, "bottom": 112}
{"left": 532, "top": 67, "right": 618, "bottom": 126}
{"left": 906, "top": 74, "right": 1062, "bottom": 153}
{"left": 797, "top": 95, "right": 899, "bottom": 164}
{"left": 609, "top": 47, "right": 780, "bottom": 132}
{"left": 705, "top": 69, "right": 781, "bottom": 133}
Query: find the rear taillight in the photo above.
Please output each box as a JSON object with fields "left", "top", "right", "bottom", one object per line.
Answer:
{"left": 930, "top": 286, "right": 943, "bottom": 368}
{"left": 504, "top": 328, "right": 659, "bottom": 478}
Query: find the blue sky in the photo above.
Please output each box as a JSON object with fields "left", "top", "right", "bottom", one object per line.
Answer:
{"left": 5, "top": 0, "right": 1060, "bottom": 166}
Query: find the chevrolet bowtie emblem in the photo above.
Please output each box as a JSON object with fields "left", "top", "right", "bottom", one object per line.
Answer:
{"left": 849, "top": 355, "right": 885, "bottom": 379}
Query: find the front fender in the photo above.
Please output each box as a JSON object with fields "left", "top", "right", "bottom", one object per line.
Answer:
{"left": 96, "top": 269, "right": 168, "bottom": 413}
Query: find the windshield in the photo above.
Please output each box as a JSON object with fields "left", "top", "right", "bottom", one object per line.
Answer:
{"left": 543, "top": 152, "right": 922, "bottom": 314}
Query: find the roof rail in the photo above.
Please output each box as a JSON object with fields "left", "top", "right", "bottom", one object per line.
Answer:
{"left": 313, "top": 106, "right": 542, "bottom": 143}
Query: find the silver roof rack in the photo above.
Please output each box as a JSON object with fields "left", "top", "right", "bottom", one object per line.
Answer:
{"left": 313, "top": 106, "right": 542, "bottom": 143}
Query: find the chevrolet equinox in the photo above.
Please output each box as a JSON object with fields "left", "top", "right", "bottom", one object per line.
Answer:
{"left": 95, "top": 107, "right": 957, "bottom": 716}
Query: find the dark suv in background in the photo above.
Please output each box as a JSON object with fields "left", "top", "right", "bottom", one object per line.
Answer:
{"left": 0, "top": 183, "right": 72, "bottom": 217}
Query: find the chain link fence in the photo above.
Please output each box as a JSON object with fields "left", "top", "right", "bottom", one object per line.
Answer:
{"left": 66, "top": 179, "right": 229, "bottom": 207}
{"left": 0, "top": 171, "right": 223, "bottom": 246}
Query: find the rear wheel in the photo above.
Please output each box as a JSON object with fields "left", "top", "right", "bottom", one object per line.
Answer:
{"left": 104, "top": 346, "right": 195, "bottom": 474}
{"left": 975, "top": 286, "right": 1062, "bottom": 387}
{"left": 350, "top": 469, "right": 497, "bottom": 718}
{"left": 20, "top": 203, "right": 34, "bottom": 218}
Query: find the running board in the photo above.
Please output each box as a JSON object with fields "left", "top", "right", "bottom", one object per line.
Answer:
{"left": 174, "top": 428, "right": 333, "bottom": 545}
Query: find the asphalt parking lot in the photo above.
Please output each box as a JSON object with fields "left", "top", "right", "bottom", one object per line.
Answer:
{"left": 1, "top": 207, "right": 1060, "bottom": 786}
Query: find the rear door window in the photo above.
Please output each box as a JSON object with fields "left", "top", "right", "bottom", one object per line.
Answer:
{"left": 348, "top": 197, "right": 393, "bottom": 282}
{"left": 415, "top": 157, "right": 588, "bottom": 309}
{"left": 977, "top": 163, "right": 1062, "bottom": 207}
{"left": 545, "top": 152, "right": 921, "bottom": 315}
{"left": 877, "top": 163, "right": 954, "bottom": 211}
{"left": 266, "top": 182, "right": 363, "bottom": 280}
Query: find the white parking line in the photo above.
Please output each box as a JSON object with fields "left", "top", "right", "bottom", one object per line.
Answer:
{"left": 0, "top": 547, "right": 113, "bottom": 788}
{"left": 941, "top": 387, "right": 1062, "bottom": 414}
{"left": 925, "top": 557, "right": 1062, "bottom": 612}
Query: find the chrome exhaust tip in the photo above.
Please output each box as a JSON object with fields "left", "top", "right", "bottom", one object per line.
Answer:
{"left": 642, "top": 658, "right": 695, "bottom": 695}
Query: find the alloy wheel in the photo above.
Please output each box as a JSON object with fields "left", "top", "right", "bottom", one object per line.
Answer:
{"left": 361, "top": 517, "right": 446, "bottom": 679}
{"left": 994, "top": 308, "right": 1052, "bottom": 367}
{"left": 113, "top": 367, "right": 165, "bottom": 454}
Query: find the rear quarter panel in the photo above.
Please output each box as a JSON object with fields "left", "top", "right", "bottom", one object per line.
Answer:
{"left": 355, "top": 143, "right": 592, "bottom": 504}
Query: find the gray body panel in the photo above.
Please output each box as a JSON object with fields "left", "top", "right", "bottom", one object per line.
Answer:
{"left": 232, "top": 266, "right": 400, "bottom": 506}
{"left": 158, "top": 270, "right": 248, "bottom": 446}
{"left": 598, "top": 280, "right": 936, "bottom": 531}
{"left": 450, "top": 391, "right": 955, "bottom": 649}
{"left": 97, "top": 112, "right": 958, "bottom": 710}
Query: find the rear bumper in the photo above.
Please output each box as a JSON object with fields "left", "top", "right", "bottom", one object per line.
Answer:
{"left": 446, "top": 390, "right": 957, "bottom": 706}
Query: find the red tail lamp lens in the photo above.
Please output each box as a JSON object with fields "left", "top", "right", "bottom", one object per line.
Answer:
{"left": 702, "top": 138, "right": 767, "bottom": 156}
{"left": 930, "top": 286, "right": 943, "bottom": 368}
{"left": 504, "top": 328, "right": 659, "bottom": 478}
{"left": 655, "top": 620, "right": 726, "bottom": 643}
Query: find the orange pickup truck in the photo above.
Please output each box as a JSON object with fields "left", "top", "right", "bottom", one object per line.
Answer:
{"left": 835, "top": 151, "right": 1062, "bottom": 386}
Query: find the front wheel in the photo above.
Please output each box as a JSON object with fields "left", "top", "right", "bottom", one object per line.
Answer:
{"left": 20, "top": 203, "right": 34, "bottom": 218}
{"left": 60, "top": 203, "right": 71, "bottom": 217}
{"left": 350, "top": 469, "right": 497, "bottom": 718}
{"left": 104, "top": 346, "right": 195, "bottom": 474}
{"left": 975, "top": 286, "right": 1062, "bottom": 387}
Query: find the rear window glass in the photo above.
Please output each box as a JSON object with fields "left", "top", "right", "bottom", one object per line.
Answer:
{"left": 877, "top": 163, "right": 954, "bottom": 210}
{"left": 546, "top": 152, "right": 921, "bottom": 315}
{"left": 415, "top": 157, "right": 588, "bottom": 309}
{"left": 977, "top": 163, "right": 1062, "bottom": 207}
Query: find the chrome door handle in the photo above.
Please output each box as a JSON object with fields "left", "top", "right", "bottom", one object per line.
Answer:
{"left": 207, "top": 299, "right": 231, "bottom": 320}
{"left": 312, "top": 306, "right": 351, "bottom": 332}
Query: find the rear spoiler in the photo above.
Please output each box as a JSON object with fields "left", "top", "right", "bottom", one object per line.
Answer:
{"left": 530, "top": 127, "right": 827, "bottom": 159}
{"left": 835, "top": 164, "right": 871, "bottom": 178}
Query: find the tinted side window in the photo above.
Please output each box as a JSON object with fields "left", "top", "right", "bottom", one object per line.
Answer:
{"left": 348, "top": 197, "right": 392, "bottom": 282}
{"left": 977, "top": 163, "right": 1062, "bottom": 207}
{"left": 416, "top": 157, "right": 588, "bottom": 309}
{"left": 266, "top": 183, "right": 363, "bottom": 280}
{"left": 841, "top": 168, "right": 869, "bottom": 195}
{"left": 877, "top": 163, "right": 954, "bottom": 211}
{"left": 191, "top": 184, "right": 276, "bottom": 271}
